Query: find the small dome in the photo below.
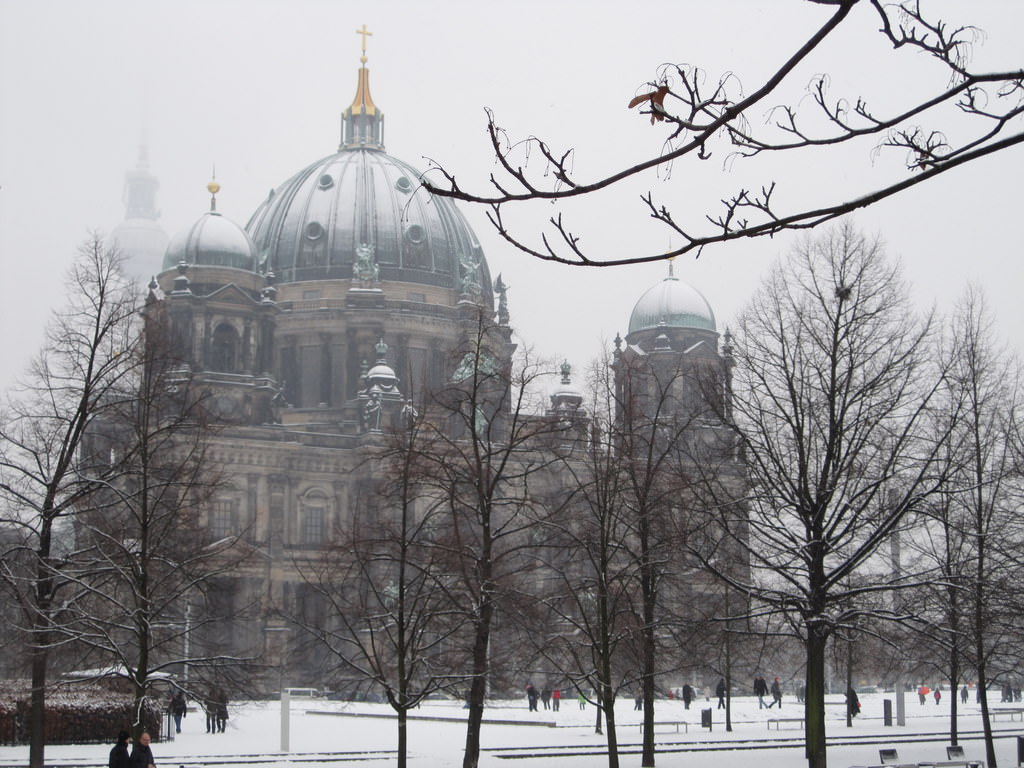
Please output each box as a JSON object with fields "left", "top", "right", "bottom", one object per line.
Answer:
{"left": 163, "top": 211, "right": 257, "bottom": 271}
{"left": 628, "top": 275, "right": 716, "bottom": 334}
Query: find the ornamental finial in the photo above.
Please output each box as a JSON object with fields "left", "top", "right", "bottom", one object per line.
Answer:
{"left": 356, "top": 24, "right": 372, "bottom": 65}
{"left": 207, "top": 165, "right": 220, "bottom": 212}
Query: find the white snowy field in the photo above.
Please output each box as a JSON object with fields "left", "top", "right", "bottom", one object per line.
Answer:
{"left": 2, "top": 692, "right": 1021, "bottom": 768}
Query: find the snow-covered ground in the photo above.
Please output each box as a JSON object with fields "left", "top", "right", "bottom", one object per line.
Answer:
{"left": 2, "top": 692, "right": 1021, "bottom": 767}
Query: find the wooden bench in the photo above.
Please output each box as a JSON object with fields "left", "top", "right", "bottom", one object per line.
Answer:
{"left": 767, "top": 717, "right": 804, "bottom": 730}
{"left": 637, "top": 720, "right": 689, "bottom": 733}
{"left": 989, "top": 707, "right": 1024, "bottom": 721}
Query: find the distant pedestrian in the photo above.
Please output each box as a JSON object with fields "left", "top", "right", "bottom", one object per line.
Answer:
{"left": 681, "top": 684, "right": 694, "bottom": 710}
{"left": 634, "top": 692, "right": 643, "bottom": 711}
{"left": 768, "top": 678, "right": 782, "bottom": 709}
{"left": 170, "top": 691, "right": 186, "bottom": 734}
{"left": 754, "top": 674, "right": 769, "bottom": 709}
{"left": 552, "top": 688, "right": 560, "bottom": 711}
{"left": 846, "top": 687, "right": 860, "bottom": 718}
{"left": 960, "top": 685, "right": 969, "bottom": 704}
{"left": 918, "top": 685, "right": 928, "bottom": 705}
{"left": 109, "top": 730, "right": 131, "bottom": 768}
{"left": 716, "top": 678, "right": 726, "bottom": 710}
{"left": 525, "top": 682, "right": 539, "bottom": 711}
{"left": 541, "top": 688, "right": 551, "bottom": 710}
{"left": 577, "top": 691, "right": 586, "bottom": 710}
{"left": 797, "top": 684, "right": 806, "bottom": 704}
{"left": 934, "top": 686, "right": 941, "bottom": 706}
{"left": 215, "top": 690, "right": 228, "bottom": 733}
{"left": 205, "top": 693, "right": 217, "bottom": 733}
{"left": 129, "top": 732, "right": 155, "bottom": 768}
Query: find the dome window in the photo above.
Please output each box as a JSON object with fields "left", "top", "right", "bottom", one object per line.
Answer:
{"left": 317, "top": 174, "right": 334, "bottom": 190}
{"left": 305, "top": 222, "right": 325, "bottom": 241}
{"left": 395, "top": 176, "right": 413, "bottom": 194}
{"left": 405, "top": 224, "right": 425, "bottom": 244}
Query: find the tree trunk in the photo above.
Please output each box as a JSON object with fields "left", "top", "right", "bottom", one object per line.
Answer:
{"left": 601, "top": 679, "right": 619, "bottom": 768}
{"left": 461, "top": 598, "right": 492, "bottom": 768}
{"left": 28, "top": 637, "right": 47, "bottom": 768}
{"left": 805, "top": 626, "right": 828, "bottom": 768}
{"left": 845, "top": 636, "right": 853, "bottom": 728}
{"left": 397, "top": 709, "right": 407, "bottom": 768}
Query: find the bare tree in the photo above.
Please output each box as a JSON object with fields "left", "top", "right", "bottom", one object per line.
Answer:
{"left": 0, "top": 236, "right": 138, "bottom": 768}
{"left": 290, "top": 414, "right": 466, "bottom": 768}
{"left": 415, "top": 313, "right": 561, "bottom": 768}
{"left": 424, "top": 2, "right": 1022, "bottom": 267}
{"left": 916, "top": 287, "right": 1024, "bottom": 767}
{"left": 66, "top": 306, "right": 253, "bottom": 738}
{"left": 716, "top": 224, "right": 948, "bottom": 768}
{"left": 530, "top": 357, "right": 640, "bottom": 767}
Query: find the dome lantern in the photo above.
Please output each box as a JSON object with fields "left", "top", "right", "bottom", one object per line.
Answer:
{"left": 341, "top": 25, "right": 384, "bottom": 151}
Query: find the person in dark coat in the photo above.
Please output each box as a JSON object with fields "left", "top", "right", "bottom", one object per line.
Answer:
{"left": 525, "top": 682, "right": 539, "bottom": 711}
{"left": 109, "top": 730, "right": 131, "bottom": 768}
{"left": 846, "top": 687, "right": 861, "bottom": 718}
{"left": 170, "top": 691, "right": 186, "bottom": 734}
{"left": 215, "top": 691, "right": 229, "bottom": 733}
{"left": 716, "top": 678, "right": 727, "bottom": 709}
{"left": 768, "top": 677, "right": 782, "bottom": 708}
{"left": 541, "top": 687, "right": 551, "bottom": 710}
{"left": 961, "top": 685, "right": 969, "bottom": 704}
{"left": 754, "top": 674, "right": 769, "bottom": 709}
{"left": 634, "top": 692, "right": 643, "bottom": 711}
{"left": 681, "top": 683, "right": 694, "bottom": 710}
{"left": 129, "top": 731, "right": 155, "bottom": 768}
{"left": 205, "top": 693, "right": 217, "bottom": 733}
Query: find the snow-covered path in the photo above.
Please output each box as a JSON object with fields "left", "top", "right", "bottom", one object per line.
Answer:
{"left": 2, "top": 693, "right": 1021, "bottom": 767}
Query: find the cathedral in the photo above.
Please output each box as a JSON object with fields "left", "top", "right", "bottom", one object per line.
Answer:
{"left": 111, "top": 44, "right": 734, "bottom": 693}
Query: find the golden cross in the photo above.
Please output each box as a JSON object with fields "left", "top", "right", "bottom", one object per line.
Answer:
{"left": 356, "top": 24, "right": 372, "bottom": 63}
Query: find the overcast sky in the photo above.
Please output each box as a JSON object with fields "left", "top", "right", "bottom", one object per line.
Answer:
{"left": 1, "top": 1, "right": 1021, "bottom": 392}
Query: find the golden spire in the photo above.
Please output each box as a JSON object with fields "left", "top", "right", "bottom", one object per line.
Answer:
{"left": 348, "top": 24, "right": 377, "bottom": 116}
{"left": 340, "top": 25, "right": 384, "bottom": 150}
{"left": 207, "top": 166, "right": 220, "bottom": 212}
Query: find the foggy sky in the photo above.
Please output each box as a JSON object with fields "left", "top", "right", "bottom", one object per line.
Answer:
{"left": 1, "top": 1, "right": 1021, "bottom": 392}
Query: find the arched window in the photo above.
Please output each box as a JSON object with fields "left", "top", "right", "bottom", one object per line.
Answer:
{"left": 211, "top": 323, "right": 241, "bottom": 372}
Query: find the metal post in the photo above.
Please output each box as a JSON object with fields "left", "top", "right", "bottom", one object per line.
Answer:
{"left": 895, "top": 680, "right": 906, "bottom": 726}
{"left": 280, "top": 690, "right": 290, "bottom": 752}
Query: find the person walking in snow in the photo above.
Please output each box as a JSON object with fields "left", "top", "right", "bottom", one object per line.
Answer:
{"left": 541, "top": 687, "right": 551, "bottom": 710}
{"left": 525, "top": 682, "right": 539, "bottom": 711}
{"left": 716, "top": 678, "right": 727, "bottom": 710}
{"left": 768, "top": 677, "right": 782, "bottom": 708}
{"left": 934, "top": 686, "right": 941, "bottom": 705}
{"left": 552, "top": 688, "right": 561, "bottom": 711}
{"left": 170, "top": 691, "right": 186, "bottom": 734}
{"left": 754, "top": 674, "right": 769, "bottom": 709}
{"left": 846, "top": 687, "right": 860, "bottom": 718}
{"left": 681, "top": 684, "right": 694, "bottom": 710}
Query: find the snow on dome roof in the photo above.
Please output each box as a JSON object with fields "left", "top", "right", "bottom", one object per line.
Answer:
{"left": 163, "top": 210, "right": 257, "bottom": 272}
{"left": 628, "top": 274, "right": 716, "bottom": 334}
